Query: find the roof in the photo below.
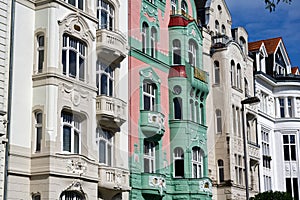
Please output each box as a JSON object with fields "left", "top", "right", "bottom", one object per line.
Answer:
{"left": 248, "top": 37, "right": 282, "bottom": 54}
{"left": 292, "top": 67, "right": 299, "bottom": 75}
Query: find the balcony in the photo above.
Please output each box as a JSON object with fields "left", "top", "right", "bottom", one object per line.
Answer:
{"left": 248, "top": 141, "right": 260, "bottom": 161}
{"left": 141, "top": 173, "right": 167, "bottom": 196}
{"left": 98, "top": 165, "right": 130, "bottom": 191}
{"left": 96, "top": 29, "right": 127, "bottom": 64}
{"left": 140, "top": 110, "right": 165, "bottom": 140}
{"left": 96, "top": 95, "right": 127, "bottom": 128}
{"left": 211, "top": 34, "right": 232, "bottom": 49}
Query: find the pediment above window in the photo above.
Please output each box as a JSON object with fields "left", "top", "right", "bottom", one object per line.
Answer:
{"left": 58, "top": 13, "right": 95, "bottom": 43}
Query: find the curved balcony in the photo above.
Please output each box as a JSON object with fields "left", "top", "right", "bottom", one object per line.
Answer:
{"left": 96, "top": 29, "right": 127, "bottom": 64}
{"left": 96, "top": 95, "right": 127, "bottom": 129}
{"left": 98, "top": 165, "right": 130, "bottom": 191}
{"left": 140, "top": 110, "right": 165, "bottom": 140}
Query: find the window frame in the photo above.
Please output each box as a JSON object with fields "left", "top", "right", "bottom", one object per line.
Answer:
{"left": 96, "top": 61, "right": 114, "bottom": 96}
{"left": 188, "top": 40, "right": 197, "bottom": 67}
{"left": 142, "top": 22, "right": 149, "bottom": 54}
{"left": 218, "top": 159, "right": 224, "bottom": 183}
{"left": 36, "top": 34, "right": 45, "bottom": 73}
{"left": 65, "top": 0, "right": 84, "bottom": 10}
{"left": 173, "top": 147, "right": 184, "bottom": 178}
{"left": 216, "top": 109, "right": 222, "bottom": 134}
{"left": 150, "top": 27, "right": 157, "bottom": 58}
{"left": 35, "top": 112, "right": 43, "bottom": 152}
{"left": 214, "top": 61, "right": 220, "bottom": 84}
{"left": 172, "top": 39, "right": 181, "bottom": 65}
{"left": 143, "top": 80, "right": 157, "bottom": 111}
{"left": 144, "top": 140, "right": 156, "bottom": 173}
{"left": 61, "top": 111, "right": 81, "bottom": 154}
{"left": 97, "top": 128, "right": 113, "bottom": 166}
{"left": 62, "top": 34, "right": 86, "bottom": 81}
{"left": 192, "top": 147, "right": 203, "bottom": 178}
{"left": 97, "top": 0, "right": 115, "bottom": 30}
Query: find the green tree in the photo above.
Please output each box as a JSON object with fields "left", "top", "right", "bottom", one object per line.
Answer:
{"left": 265, "top": 0, "right": 292, "bottom": 12}
{"left": 250, "top": 191, "right": 293, "bottom": 200}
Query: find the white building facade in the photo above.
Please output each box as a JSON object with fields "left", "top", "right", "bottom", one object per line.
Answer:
{"left": 200, "top": 0, "right": 260, "bottom": 199}
{"left": 6, "top": 0, "right": 129, "bottom": 199}
{"left": 0, "top": 0, "right": 11, "bottom": 198}
{"left": 250, "top": 37, "right": 300, "bottom": 200}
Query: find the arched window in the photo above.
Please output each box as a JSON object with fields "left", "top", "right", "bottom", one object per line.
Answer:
{"left": 221, "top": 24, "right": 226, "bottom": 35}
{"left": 97, "top": 128, "right": 113, "bottom": 166}
{"left": 144, "top": 140, "right": 156, "bottom": 173}
{"left": 188, "top": 40, "right": 197, "bottom": 66}
{"left": 240, "top": 37, "right": 246, "bottom": 53}
{"left": 96, "top": 61, "right": 114, "bottom": 96}
{"left": 150, "top": 27, "right": 157, "bottom": 58}
{"left": 214, "top": 61, "right": 220, "bottom": 84}
{"left": 60, "top": 191, "right": 85, "bottom": 200}
{"left": 98, "top": 0, "right": 114, "bottom": 30}
{"left": 173, "top": 97, "right": 182, "bottom": 119}
{"left": 142, "top": 22, "right": 149, "bottom": 54}
{"left": 171, "top": 0, "right": 177, "bottom": 14}
{"left": 35, "top": 112, "right": 43, "bottom": 152}
{"left": 218, "top": 159, "right": 224, "bottom": 182}
{"left": 174, "top": 147, "right": 184, "bottom": 177}
{"left": 61, "top": 111, "right": 81, "bottom": 154}
{"left": 62, "top": 34, "right": 86, "bottom": 81}
{"left": 173, "top": 39, "right": 181, "bottom": 65}
{"left": 190, "top": 99, "right": 194, "bottom": 121}
{"left": 244, "top": 78, "right": 249, "bottom": 97}
{"left": 230, "top": 60, "right": 235, "bottom": 86}
{"left": 215, "top": 20, "right": 219, "bottom": 35}
{"left": 143, "top": 80, "right": 157, "bottom": 111}
{"left": 216, "top": 109, "right": 222, "bottom": 134}
{"left": 181, "top": 0, "right": 187, "bottom": 14}
{"left": 237, "top": 64, "right": 241, "bottom": 89}
{"left": 192, "top": 147, "right": 203, "bottom": 178}
{"left": 37, "top": 34, "right": 45, "bottom": 73}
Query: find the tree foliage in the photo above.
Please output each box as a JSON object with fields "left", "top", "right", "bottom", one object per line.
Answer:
{"left": 250, "top": 191, "right": 293, "bottom": 200}
{"left": 265, "top": 0, "right": 292, "bottom": 12}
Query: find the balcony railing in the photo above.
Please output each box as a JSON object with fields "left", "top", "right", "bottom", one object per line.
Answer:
{"left": 193, "top": 67, "right": 208, "bottom": 83}
{"left": 96, "top": 95, "right": 127, "bottom": 127}
{"left": 96, "top": 29, "right": 127, "bottom": 63}
{"left": 98, "top": 165, "right": 130, "bottom": 191}
{"left": 140, "top": 110, "right": 165, "bottom": 140}
{"left": 211, "top": 34, "right": 232, "bottom": 48}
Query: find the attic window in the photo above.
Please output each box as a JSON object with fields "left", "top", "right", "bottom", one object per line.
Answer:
{"left": 217, "top": 5, "right": 222, "bottom": 12}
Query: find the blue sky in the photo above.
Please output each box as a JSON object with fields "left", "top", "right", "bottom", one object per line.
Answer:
{"left": 226, "top": 0, "right": 300, "bottom": 67}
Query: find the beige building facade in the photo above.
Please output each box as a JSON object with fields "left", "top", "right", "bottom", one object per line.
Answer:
{"left": 200, "top": 0, "right": 260, "bottom": 199}
{"left": 6, "top": 0, "right": 129, "bottom": 199}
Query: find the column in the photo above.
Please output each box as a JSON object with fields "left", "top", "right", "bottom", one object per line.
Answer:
{"left": 293, "top": 97, "right": 297, "bottom": 118}
{"left": 275, "top": 97, "right": 280, "bottom": 118}
{"left": 284, "top": 97, "right": 289, "bottom": 118}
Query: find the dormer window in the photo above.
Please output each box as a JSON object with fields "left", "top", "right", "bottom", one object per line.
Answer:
{"left": 98, "top": 0, "right": 115, "bottom": 30}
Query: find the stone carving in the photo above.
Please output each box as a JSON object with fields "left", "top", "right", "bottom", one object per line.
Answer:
{"left": 67, "top": 159, "right": 87, "bottom": 175}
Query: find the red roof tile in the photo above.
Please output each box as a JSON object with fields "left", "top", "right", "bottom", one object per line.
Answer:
{"left": 292, "top": 67, "right": 299, "bottom": 75}
{"left": 249, "top": 37, "right": 282, "bottom": 54}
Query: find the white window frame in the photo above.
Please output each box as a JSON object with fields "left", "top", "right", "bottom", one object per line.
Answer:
{"left": 236, "top": 64, "right": 241, "bottom": 89}
{"left": 142, "top": 23, "right": 148, "bottom": 54}
{"left": 188, "top": 40, "right": 197, "bottom": 66}
{"left": 97, "top": 128, "right": 113, "bottom": 166}
{"left": 171, "top": 0, "right": 177, "bottom": 14}
{"left": 150, "top": 27, "right": 157, "bottom": 58}
{"left": 143, "top": 81, "right": 156, "bottom": 111}
{"left": 37, "top": 34, "right": 45, "bottom": 73}
{"left": 192, "top": 147, "right": 203, "bottom": 178}
{"left": 172, "top": 39, "right": 181, "bottom": 65}
{"left": 35, "top": 112, "right": 43, "bottom": 152}
{"left": 214, "top": 61, "right": 220, "bottom": 84}
{"left": 173, "top": 147, "right": 184, "bottom": 178}
{"left": 61, "top": 112, "right": 81, "bottom": 154}
{"left": 97, "top": 0, "right": 115, "bottom": 30}
{"left": 144, "top": 141, "right": 156, "bottom": 173}
{"left": 62, "top": 34, "right": 86, "bottom": 81}
{"left": 65, "top": 0, "right": 84, "bottom": 10}
{"left": 96, "top": 62, "right": 114, "bottom": 96}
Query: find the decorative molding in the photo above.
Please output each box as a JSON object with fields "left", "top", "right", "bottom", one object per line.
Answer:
{"left": 66, "top": 159, "right": 87, "bottom": 175}
{"left": 199, "top": 179, "right": 212, "bottom": 193}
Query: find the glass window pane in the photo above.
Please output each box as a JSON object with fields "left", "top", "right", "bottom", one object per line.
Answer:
{"left": 78, "top": 0, "right": 83, "bottom": 10}
{"left": 101, "top": 74, "right": 108, "bottom": 95}
{"left": 175, "top": 160, "right": 184, "bottom": 177}
{"left": 291, "top": 145, "right": 296, "bottom": 160}
{"left": 290, "top": 135, "right": 295, "bottom": 144}
{"left": 109, "top": 79, "right": 113, "bottom": 96}
{"left": 284, "top": 145, "right": 290, "bottom": 161}
{"left": 293, "top": 178, "right": 299, "bottom": 200}
{"left": 62, "top": 50, "right": 66, "bottom": 75}
{"left": 101, "top": 10, "right": 108, "bottom": 29}
{"left": 79, "top": 57, "right": 84, "bottom": 81}
{"left": 144, "top": 95, "right": 150, "bottom": 110}
{"left": 144, "top": 158, "right": 150, "bottom": 173}
{"left": 74, "top": 131, "right": 79, "bottom": 154}
{"left": 69, "top": 50, "right": 77, "bottom": 78}
{"left": 63, "top": 126, "right": 71, "bottom": 152}
{"left": 283, "top": 135, "right": 289, "bottom": 144}
{"left": 99, "top": 140, "right": 106, "bottom": 163}
{"left": 69, "top": 0, "right": 75, "bottom": 6}
{"left": 108, "top": 145, "right": 112, "bottom": 166}
{"left": 36, "top": 127, "right": 42, "bottom": 152}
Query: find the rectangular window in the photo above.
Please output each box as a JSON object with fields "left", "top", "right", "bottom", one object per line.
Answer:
{"left": 279, "top": 98, "right": 285, "bottom": 117}
{"left": 37, "top": 35, "right": 44, "bottom": 73}
{"left": 144, "top": 141, "right": 155, "bottom": 173}
{"left": 283, "top": 134, "right": 297, "bottom": 161}
{"left": 35, "top": 112, "right": 43, "bottom": 152}
{"left": 66, "top": 0, "right": 84, "bottom": 10}
{"left": 288, "top": 98, "right": 292, "bottom": 117}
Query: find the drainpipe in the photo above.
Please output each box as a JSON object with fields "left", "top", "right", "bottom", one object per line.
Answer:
{"left": 4, "top": 0, "right": 16, "bottom": 199}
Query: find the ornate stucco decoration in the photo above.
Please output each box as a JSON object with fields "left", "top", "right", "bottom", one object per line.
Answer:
{"left": 142, "top": 2, "right": 159, "bottom": 23}
{"left": 66, "top": 159, "right": 87, "bottom": 175}
{"left": 58, "top": 13, "right": 95, "bottom": 43}
{"left": 199, "top": 179, "right": 212, "bottom": 193}
{"left": 149, "top": 176, "right": 166, "bottom": 195}
{"left": 61, "top": 83, "right": 89, "bottom": 106}
{"left": 140, "top": 69, "right": 161, "bottom": 84}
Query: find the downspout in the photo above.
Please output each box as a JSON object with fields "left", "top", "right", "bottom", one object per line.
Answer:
{"left": 4, "top": 0, "right": 16, "bottom": 199}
